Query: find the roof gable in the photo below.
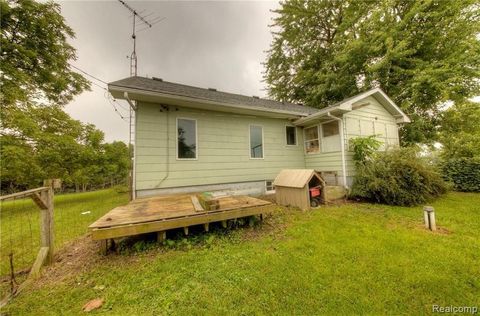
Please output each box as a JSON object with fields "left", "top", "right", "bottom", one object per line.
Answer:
{"left": 294, "top": 88, "right": 411, "bottom": 125}
{"left": 273, "top": 169, "right": 324, "bottom": 188}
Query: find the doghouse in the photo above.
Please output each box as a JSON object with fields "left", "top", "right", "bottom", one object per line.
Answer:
{"left": 273, "top": 169, "right": 326, "bottom": 210}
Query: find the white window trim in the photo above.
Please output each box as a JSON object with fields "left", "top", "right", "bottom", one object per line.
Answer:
{"left": 176, "top": 117, "right": 198, "bottom": 161}
{"left": 303, "top": 125, "right": 320, "bottom": 154}
{"left": 249, "top": 124, "right": 264, "bottom": 159}
{"left": 285, "top": 125, "right": 298, "bottom": 146}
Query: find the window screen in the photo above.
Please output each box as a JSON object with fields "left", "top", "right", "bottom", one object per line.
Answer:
{"left": 322, "top": 121, "right": 339, "bottom": 137}
{"left": 250, "top": 125, "right": 263, "bottom": 158}
{"left": 304, "top": 126, "right": 320, "bottom": 153}
{"left": 177, "top": 118, "right": 197, "bottom": 159}
{"left": 286, "top": 126, "right": 296, "bottom": 145}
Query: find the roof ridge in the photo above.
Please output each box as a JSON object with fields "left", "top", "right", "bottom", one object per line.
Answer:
{"left": 122, "top": 76, "right": 317, "bottom": 109}
{"left": 108, "top": 76, "right": 320, "bottom": 116}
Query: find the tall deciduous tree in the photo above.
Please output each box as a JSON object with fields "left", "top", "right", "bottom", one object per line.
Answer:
{"left": 264, "top": 0, "right": 480, "bottom": 144}
{"left": 0, "top": 105, "right": 130, "bottom": 192}
{"left": 0, "top": 0, "right": 90, "bottom": 108}
{"left": 439, "top": 101, "right": 480, "bottom": 159}
{"left": 0, "top": 0, "right": 129, "bottom": 193}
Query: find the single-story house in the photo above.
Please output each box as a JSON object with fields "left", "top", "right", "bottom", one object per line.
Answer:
{"left": 108, "top": 76, "right": 410, "bottom": 199}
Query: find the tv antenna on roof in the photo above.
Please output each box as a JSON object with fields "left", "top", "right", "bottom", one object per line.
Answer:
{"left": 117, "top": 0, "right": 164, "bottom": 201}
{"left": 117, "top": 0, "right": 165, "bottom": 76}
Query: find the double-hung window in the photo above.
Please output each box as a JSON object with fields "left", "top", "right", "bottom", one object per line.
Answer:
{"left": 250, "top": 125, "right": 264, "bottom": 159}
{"left": 177, "top": 118, "right": 197, "bottom": 159}
{"left": 286, "top": 126, "right": 297, "bottom": 146}
{"left": 304, "top": 126, "right": 320, "bottom": 153}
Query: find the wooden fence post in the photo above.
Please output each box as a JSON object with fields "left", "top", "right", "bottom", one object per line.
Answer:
{"left": 40, "top": 183, "right": 55, "bottom": 264}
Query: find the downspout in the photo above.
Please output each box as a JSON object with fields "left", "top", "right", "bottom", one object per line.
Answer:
{"left": 124, "top": 92, "right": 137, "bottom": 200}
{"left": 327, "top": 112, "right": 348, "bottom": 189}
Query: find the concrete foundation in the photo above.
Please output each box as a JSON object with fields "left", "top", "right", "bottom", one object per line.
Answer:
{"left": 136, "top": 180, "right": 267, "bottom": 199}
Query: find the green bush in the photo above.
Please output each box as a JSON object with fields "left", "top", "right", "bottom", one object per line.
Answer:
{"left": 442, "top": 158, "right": 480, "bottom": 192}
{"left": 349, "top": 135, "right": 381, "bottom": 167}
{"left": 350, "top": 147, "right": 448, "bottom": 206}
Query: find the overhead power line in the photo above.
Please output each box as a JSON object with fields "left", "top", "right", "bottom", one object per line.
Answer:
{"left": 69, "top": 64, "right": 108, "bottom": 85}
{"left": 69, "top": 64, "right": 128, "bottom": 123}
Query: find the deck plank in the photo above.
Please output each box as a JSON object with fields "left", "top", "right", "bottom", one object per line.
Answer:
{"left": 90, "top": 204, "right": 273, "bottom": 240}
{"left": 89, "top": 194, "right": 271, "bottom": 229}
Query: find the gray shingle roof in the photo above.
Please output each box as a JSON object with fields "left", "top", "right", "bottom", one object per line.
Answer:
{"left": 108, "top": 76, "right": 319, "bottom": 116}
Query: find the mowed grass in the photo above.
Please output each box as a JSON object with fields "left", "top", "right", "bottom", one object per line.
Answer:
{"left": 4, "top": 192, "right": 480, "bottom": 315}
{"left": 0, "top": 188, "right": 129, "bottom": 276}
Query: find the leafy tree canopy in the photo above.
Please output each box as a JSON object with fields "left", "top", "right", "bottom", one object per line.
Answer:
{"left": 0, "top": 0, "right": 129, "bottom": 193}
{"left": 1, "top": 0, "right": 90, "bottom": 107}
{"left": 439, "top": 101, "right": 480, "bottom": 159}
{"left": 264, "top": 0, "right": 480, "bottom": 144}
{"left": 0, "top": 106, "right": 130, "bottom": 193}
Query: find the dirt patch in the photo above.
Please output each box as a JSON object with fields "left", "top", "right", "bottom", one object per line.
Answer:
{"left": 410, "top": 223, "right": 452, "bottom": 235}
{"left": 31, "top": 234, "right": 104, "bottom": 289}
{"left": 431, "top": 226, "right": 452, "bottom": 235}
{"left": 239, "top": 211, "right": 288, "bottom": 241}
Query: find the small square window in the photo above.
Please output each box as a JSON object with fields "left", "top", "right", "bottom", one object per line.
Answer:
{"left": 266, "top": 180, "right": 275, "bottom": 193}
{"left": 286, "top": 126, "right": 297, "bottom": 145}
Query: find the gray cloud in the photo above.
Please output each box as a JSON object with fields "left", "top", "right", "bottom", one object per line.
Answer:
{"left": 59, "top": 1, "right": 280, "bottom": 142}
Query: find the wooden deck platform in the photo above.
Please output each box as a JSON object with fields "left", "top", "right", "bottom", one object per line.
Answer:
{"left": 89, "top": 194, "right": 272, "bottom": 240}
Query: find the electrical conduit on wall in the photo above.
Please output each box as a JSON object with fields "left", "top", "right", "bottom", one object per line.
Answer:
{"left": 156, "top": 105, "right": 170, "bottom": 187}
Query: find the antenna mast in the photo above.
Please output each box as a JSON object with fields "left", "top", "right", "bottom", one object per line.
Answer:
{"left": 117, "top": 0, "right": 159, "bottom": 201}
{"left": 117, "top": 0, "right": 153, "bottom": 76}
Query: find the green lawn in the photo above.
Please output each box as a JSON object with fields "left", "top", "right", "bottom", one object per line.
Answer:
{"left": 3, "top": 192, "right": 480, "bottom": 315}
{"left": 0, "top": 188, "right": 129, "bottom": 277}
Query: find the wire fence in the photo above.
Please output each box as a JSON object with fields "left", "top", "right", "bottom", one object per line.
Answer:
{"left": 1, "top": 176, "right": 127, "bottom": 196}
{"left": 0, "top": 180, "right": 129, "bottom": 303}
{"left": 0, "top": 185, "right": 54, "bottom": 304}
{"left": 0, "top": 197, "right": 39, "bottom": 295}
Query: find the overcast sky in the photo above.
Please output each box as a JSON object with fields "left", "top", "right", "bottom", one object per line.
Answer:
{"left": 59, "top": 1, "right": 280, "bottom": 143}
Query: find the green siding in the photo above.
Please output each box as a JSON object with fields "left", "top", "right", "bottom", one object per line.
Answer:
{"left": 135, "top": 95, "right": 401, "bottom": 190}
{"left": 304, "top": 96, "right": 400, "bottom": 183}
{"left": 344, "top": 96, "right": 400, "bottom": 148}
{"left": 135, "top": 102, "right": 306, "bottom": 190}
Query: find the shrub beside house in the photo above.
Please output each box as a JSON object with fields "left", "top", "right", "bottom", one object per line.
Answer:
{"left": 349, "top": 139, "right": 448, "bottom": 206}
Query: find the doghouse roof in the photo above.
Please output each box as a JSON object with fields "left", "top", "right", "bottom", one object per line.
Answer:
{"left": 273, "top": 169, "right": 323, "bottom": 188}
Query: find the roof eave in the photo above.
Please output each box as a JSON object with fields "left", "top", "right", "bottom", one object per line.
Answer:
{"left": 109, "top": 84, "right": 312, "bottom": 119}
{"left": 293, "top": 104, "right": 351, "bottom": 126}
